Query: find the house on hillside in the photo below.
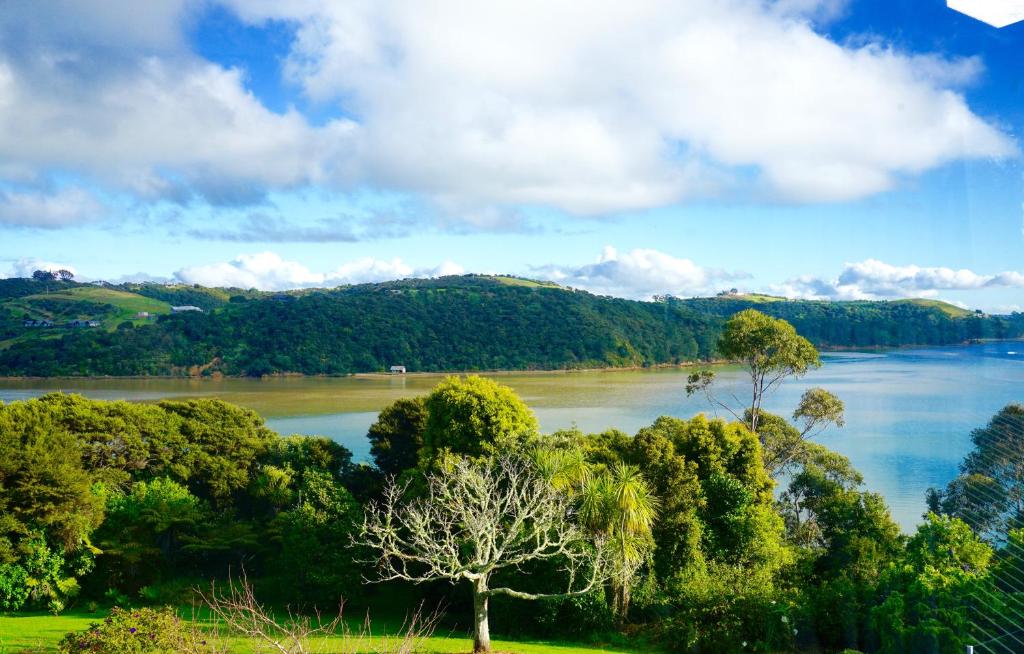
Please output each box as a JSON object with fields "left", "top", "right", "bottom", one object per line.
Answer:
{"left": 135, "top": 311, "right": 151, "bottom": 318}
{"left": 389, "top": 365, "right": 407, "bottom": 374}
{"left": 171, "top": 305, "right": 203, "bottom": 313}
{"left": 68, "top": 320, "right": 100, "bottom": 328}
{"left": 23, "top": 319, "right": 54, "bottom": 328}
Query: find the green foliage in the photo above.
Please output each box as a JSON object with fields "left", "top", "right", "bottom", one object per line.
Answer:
{"left": 662, "top": 562, "right": 796, "bottom": 653}
{"left": 0, "top": 276, "right": 718, "bottom": 376}
{"left": 421, "top": 375, "right": 538, "bottom": 464}
{"left": 0, "top": 394, "right": 357, "bottom": 612}
{"left": 367, "top": 396, "right": 428, "bottom": 476}
{"left": 2, "top": 275, "right": 1020, "bottom": 377}
{"left": 871, "top": 514, "right": 994, "bottom": 654}
{"left": 712, "top": 309, "right": 821, "bottom": 432}
{"left": 679, "top": 295, "right": 1024, "bottom": 348}
{"left": 779, "top": 441, "right": 903, "bottom": 651}
{"left": 94, "top": 479, "right": 206, "bottom": 593}
{"left": 57, "top": 606, "right": 213, "bottom": 653}
{"left": 930, "top": 403, "right": 1024, "bottom": 539}
{"left": 0, "top": 532, "right": 89, "bottom": 613}
{"left": 268, "top": 469, "right": 363, "bottom": 604}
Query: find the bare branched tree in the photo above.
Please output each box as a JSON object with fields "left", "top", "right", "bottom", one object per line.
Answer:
{"left": 361, "top": 455, "right": 610, "bottom": 653}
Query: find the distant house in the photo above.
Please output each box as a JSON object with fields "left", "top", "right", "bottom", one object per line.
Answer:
{"left": 23, "top": 319, "right": 54, "bottom": 328}
{"left": 68, "top": 320, "right": 100, "bottom": 328}
{"left": 135, "top": 311, "right": 151, "bottom": 318}
{"left": 389, "top": 365, "right": 407, "bottom": 374}
{"left": 171, "top": 305, "right": 203, "bottom": 313}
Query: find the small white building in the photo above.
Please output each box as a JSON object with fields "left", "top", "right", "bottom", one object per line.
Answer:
{"left": 171, "top": 305, "right": 203, "bottom": 313}
{"left": 389, "top": 365, "right": 407, "bottom": 374}
{"left": 136, "top": 311, "right": 151, "bottom": 318}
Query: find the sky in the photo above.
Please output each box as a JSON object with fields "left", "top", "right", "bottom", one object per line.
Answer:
{"left": 1, "top": 0, "right": 1023, "bottom": 312}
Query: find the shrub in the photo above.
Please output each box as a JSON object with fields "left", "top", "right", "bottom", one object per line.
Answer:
{"left": 57, "top": 606, "right": 219, "bottom": 654}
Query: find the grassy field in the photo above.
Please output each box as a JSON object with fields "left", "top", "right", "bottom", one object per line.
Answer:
{"left": 17, "top": 287, "right": 172, "bottom": 325}
{"left": 894, "top": 297, "right": 973, "bottom": 318}
{"left": 0, "top": 609, "right": 646, "bottom": 654}
{"left": 0, "top": 287, "right": 173, "bottom": 349}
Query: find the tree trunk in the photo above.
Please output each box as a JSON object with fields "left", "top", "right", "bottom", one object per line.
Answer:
{"left": 473, "top": 578, "right": 491, "bottom": 653}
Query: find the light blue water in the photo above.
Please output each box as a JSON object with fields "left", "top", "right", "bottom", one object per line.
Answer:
{"left": 2, "top": 341, "right": 1021, "bottom": 530}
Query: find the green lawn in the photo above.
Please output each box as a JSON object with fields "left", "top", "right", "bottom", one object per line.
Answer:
{"left": 0, "top": 609, "right": 646, "bottom": 654}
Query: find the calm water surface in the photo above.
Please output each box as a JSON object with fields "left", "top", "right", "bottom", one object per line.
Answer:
{"left": 2, "top": 341, "right": 1021, "bottom": 530}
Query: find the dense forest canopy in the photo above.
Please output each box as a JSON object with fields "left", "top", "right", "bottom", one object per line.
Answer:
{"left": 0, "top": 275, "right": 1020, "bottom": 377}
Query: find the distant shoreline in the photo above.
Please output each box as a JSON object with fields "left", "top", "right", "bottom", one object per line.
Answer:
{"left": 0, "top": 339, "right": 1018, "bottom": 383}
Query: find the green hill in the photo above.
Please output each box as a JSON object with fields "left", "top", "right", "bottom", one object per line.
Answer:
{"left": 0, "top": 275, "right": 1020, "bottom": 377}
{"left": 894, "top": 298, "right": 973, "bottom": 318}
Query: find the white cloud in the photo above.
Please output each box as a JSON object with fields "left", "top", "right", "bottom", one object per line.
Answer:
{"left": 532, "top": 246, "right": 747, "bottom": 299}
{"left": 173, "top": 251, "right": 463, "bottom": 290}
{"left": 0, "top": 187, "right": 106, "bottom": 227}
{"left": 774, "top": 259, "right": 1024, "bottom": 300}
{"left": 6, "top": 257, "right": 78, "bottom": 278}
{"left": 0, "top": 0, "right": 1015, "bottom": 226}
{"left": 0, "top": 57, "right": 356, "bottom": 207}
{"left": 225, "top": 0, "right": 1014, "bottom": 212}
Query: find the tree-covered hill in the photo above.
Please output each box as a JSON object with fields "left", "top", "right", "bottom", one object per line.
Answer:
{"left": 677, "top": 294, "right": 1024, "bottom": 348}
{"left": 0, "top": 275, "right": 1020, "bottom": 377}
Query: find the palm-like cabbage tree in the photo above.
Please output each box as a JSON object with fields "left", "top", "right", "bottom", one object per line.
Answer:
{"left": 579, "top": 463, "right": 659, "bottom": 620}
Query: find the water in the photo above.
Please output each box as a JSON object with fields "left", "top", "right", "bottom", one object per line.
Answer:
{"left": 1, "top": 341, "right": 1021, "bottom": 530}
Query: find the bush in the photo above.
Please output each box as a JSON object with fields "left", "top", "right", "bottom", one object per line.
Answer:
{"left": 58, "top": 605, "right": 220, "bottom": 650}
{"left": 57, "top": 606, "right": 218, "bottom": 653}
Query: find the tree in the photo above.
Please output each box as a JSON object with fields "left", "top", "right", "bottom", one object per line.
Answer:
{"left": 420, "top": 376, "right": 538, "bottom": 466}
{"left": 871, "top": 514, "right": 996, "bottom": 654}
{"left": 31, "top": 269, "right": 56, "bottom": 282}
{"left": 55, "top": 269, "right": 74, "bottom": 281}
{"left": 755, "top": 390, "right": 845, "bottom": 478}
{"left": 579, "top": 463, "right": 658, "bottom": 621}
{"left": 930, "top": 404, "right": 1024, "bottom": 540}
{"left": 361, "top": 455, "right": 609, "bottom": 653}
{"left": 367, "top": 396, "right": 427, "bottom": 476}
{"left": 687, "top": 309, "right": 821, "bottom": 433}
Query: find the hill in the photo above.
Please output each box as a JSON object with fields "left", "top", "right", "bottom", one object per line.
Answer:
{"left": 676, "top": 295, "right": 1017, "bottom": 349}
{"left": 0, "top": 275, "right": 1020, "bottom": 377}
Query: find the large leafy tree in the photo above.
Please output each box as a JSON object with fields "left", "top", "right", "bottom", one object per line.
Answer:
{"left": 687, "top": 309, "right": 823, "bottom": 433}
{"left": 420, "top": 375, "right": 538, "bottom": 465}
{"left": 929, "top": 404, "right": 1024, "bottom": 539}
{"left": 780, "top": 443, "right": 903, "bottom": 651}
{"left": 367, "top": 396, "right": 428, "bottom": 476}
{"left": 0, "top": 400, "right": 105, "bottom": 611}
{"left": 872, "top": 514, "right": 998, "bottom": 654}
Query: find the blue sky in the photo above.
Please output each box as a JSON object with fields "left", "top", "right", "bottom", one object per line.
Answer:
{"left": 0, "top": 0, "right": 1022, "bottom": 312}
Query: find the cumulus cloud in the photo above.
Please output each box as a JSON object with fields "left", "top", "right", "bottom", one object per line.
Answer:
{"left": 0, "top": 0, "right": 1015, "bottom": 227}
{"left": 532, "top": 246, "right": 748, "bottom": 299}
{"left": 6, "top": 257, "right": 78, "bottom": 278}
{"left": 0, "top": 57, "right": 356, "bottom": 207}
{"left": 0, "top": 187, "right": 106, "bottom": 227}
{"left": 226, "top": 0, "right": 1014, "bottom": 211}
{"left": 774, "top": 259, "right": 1024, "bottom": 300}
{"left": 174, "top": 251, "right": 463, "bottom": 290}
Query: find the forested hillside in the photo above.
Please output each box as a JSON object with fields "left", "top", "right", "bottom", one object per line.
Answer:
{"left": 0, "top": 276, "right": 1021, "bottom": 377}
{"left": 678, "top": 294, "right": 1024, "bottom": 347}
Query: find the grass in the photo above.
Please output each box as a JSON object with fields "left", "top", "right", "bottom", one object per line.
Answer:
{"left": 0, "top": 608, "right": 646, "bottom": 654}
{"left": 485, "top": 276, "right": 563, "bottom": 290}
{"left": 723, "top": 293, "right": 786, "bottom": 303}
{"left": 894, "top": 298, "right": 973, "bottom": 318}
{"left": 3, "top": 287, "right": 172, "bottom": 336}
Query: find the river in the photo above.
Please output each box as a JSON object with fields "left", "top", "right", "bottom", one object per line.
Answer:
{"left": 1, "top": 340, "right": 1021, "bottom": 530}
